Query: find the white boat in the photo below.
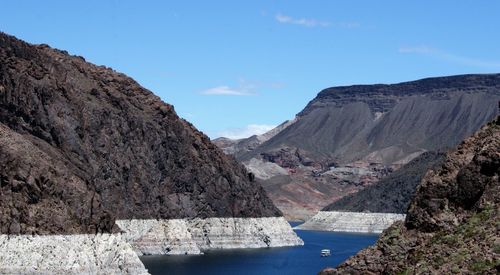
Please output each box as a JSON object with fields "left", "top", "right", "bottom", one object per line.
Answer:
{"left": 320, "top": 249, "right": 331, "bottom": 257}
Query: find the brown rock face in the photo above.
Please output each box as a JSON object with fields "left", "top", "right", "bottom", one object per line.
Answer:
{"left": 320, "top": 118, "right": 500, "bottom": 274}
{"left": 0, "top": 32, "right": 280, "bottom": 234}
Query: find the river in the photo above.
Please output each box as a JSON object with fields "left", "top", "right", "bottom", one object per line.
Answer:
{"left": 140, "top": 223, "right": 378, "bottom": 275}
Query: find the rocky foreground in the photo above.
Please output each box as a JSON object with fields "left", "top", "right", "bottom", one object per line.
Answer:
{"left": 320, "top": 117, "right": 500, "bottom": 274}
{"left": 0, "top": 32, "right": 302, "bottom": 274}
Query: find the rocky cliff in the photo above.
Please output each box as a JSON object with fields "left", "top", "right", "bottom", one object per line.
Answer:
{"left": 0, "top": 32, "right": 301, "bottom": 273}
{"left": 217, "top": 75, "right": 500, "bottom": 220}
{"left": 0, "top": 31, "right": 281, "bottom": 233}
{"left": 320, "top": 117, "right": 500, "bottom": 274}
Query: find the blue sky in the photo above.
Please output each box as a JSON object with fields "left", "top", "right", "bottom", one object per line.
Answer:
{"left": 2, "top": 1, "right": 500, "bottom": 138}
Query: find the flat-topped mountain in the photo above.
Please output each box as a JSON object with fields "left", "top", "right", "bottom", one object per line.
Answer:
{"left": 217, "top": 74, "right": 500, "bottom": 219}
{"left": 321, "top": 117, "right": 500, "bottom": 274}
{"left": 243, "top": 74, "right": 500, "bottom": 164}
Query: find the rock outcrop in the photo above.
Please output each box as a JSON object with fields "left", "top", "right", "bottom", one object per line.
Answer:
{"left": 295, "top": 211, "right": 405, "bottom": 233}
{"left": 216, "top": 75, "right": 500, "bottom": 220}
{"left": 320, "top": 117, "right": 500, "bottom": 274}
{"left": 0, "top": 32, "right": 301, "bottom": 273}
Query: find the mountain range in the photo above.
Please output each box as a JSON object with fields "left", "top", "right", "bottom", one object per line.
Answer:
{"left": 215, "top": 74, "right": 500, "bottom": 220}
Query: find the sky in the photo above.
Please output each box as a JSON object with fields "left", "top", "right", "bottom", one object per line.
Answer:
{"left": 1, "top": 1, "right": 500, "bottom": 139}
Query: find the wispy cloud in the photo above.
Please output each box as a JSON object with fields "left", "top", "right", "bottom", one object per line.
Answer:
{"left": 275, "top": 13, "right": 330, "bottom": 27}
{"left": 399, "top": 45, "right": 500, "bottom": 68}
{"left": 200, "top": 78, "right": 285, "bottom": 96}
{"left": 275, "top": 13, "right": 360, "bottom": 28}
{"left": 217, "top": 124, "right": 276, "bottom": 139}
{"left": 200, "top": 86, "right": 253, "bottom": 96}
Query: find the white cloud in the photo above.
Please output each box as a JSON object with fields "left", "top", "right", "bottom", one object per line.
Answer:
{"left": 275, "top": 13, "right": 330, "bottom": 27}
{"left": 399, "top": 45, "right": 500, "bottom": 68}
{"left": 200, "top": 78, "right": 285, "bottom": 96}
{"left": 200, "top": 86, "right": 253, "bottom": 96}
{"left": 217, "top": 124, "right": 276, "bottom": 140}
{"left": 275, "top": 13, "right": 359, "bottom": 28}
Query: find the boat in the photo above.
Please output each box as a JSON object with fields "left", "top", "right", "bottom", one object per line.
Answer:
{"left": 321, "top": 249, "right": 331, "bottom": 257}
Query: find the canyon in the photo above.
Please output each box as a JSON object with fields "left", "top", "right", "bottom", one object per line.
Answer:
{"left": 1, "top": 30, "right": 498, "bottom": 274}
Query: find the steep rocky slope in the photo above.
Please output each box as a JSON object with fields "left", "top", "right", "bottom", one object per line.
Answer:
{"left": 0, "top": 32, "right": 280, "bottom": 234}
{"left": 218, "top": 75, "right": 500, "bottom": 219}
{"left": 320, "top": 117, "right": 500, "bottom": 274}
{"left": 323, "top": 151, "right": 446, "bottom": 213}
{"left": 0, "top": 32, "right": 301, "bottom": 273}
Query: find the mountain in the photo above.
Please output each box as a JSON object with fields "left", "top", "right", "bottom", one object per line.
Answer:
{"left": 0, "top": 32, "right": 301, "bottom": 273}
{"left": 217, "top": 74, "right": 500, "bottom": 219}
{"left": 320, "top": 117, "right": 500, "bottom": 274}
{"left": 244, "top": 75, "right": 500, "bottom": 164}
{"left": 0, "top": 31, "right": 280, "bottom": 233}
{"left": 323, "top": 151, "right": 446, "bottom": 213}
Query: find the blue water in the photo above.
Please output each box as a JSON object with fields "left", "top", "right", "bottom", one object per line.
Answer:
{"left": 140, "top": 223, "right": 378, "bottom": 275}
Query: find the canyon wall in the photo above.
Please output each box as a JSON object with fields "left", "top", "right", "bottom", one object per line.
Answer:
{"left": 0, "top": 32, "right": 301, "bottom": 273}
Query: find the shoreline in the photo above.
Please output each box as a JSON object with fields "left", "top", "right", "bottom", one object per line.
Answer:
{"left": 117, "top": 217, "right": 304, "bottom": 255}
{"left": 0, "top": 217, "right": 304, "bottom": 274}
{"left": 296, "top": 211, "right": 406, "bottom": 233}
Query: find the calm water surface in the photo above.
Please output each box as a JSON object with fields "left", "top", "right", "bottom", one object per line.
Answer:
{"left": 140, "top": 222, "right": 378, "bottom": 275}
